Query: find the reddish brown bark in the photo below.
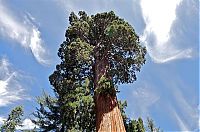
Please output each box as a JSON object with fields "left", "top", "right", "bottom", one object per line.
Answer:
{"left": 94, "top": 57, "right": 126, "bottom": 132}
{"left": 95, "top": 94, "right": 126, "bottom": 132}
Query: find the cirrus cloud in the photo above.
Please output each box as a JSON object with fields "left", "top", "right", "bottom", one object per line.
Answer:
{"left": 0, "top": 0, "right": 49, "bottom": 65}
{"left": 0, "top": 57, "right": 27, "bottom": 107}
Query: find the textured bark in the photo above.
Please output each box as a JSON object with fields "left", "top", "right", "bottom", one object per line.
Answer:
{"left": 95, "top": 94, "right": 126, "bottom": 132}
{"left": 94, "top": 57, "right": 126, "bottom": 132}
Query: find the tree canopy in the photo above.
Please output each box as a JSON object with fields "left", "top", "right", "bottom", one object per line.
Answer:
{"left": 0, "top": 106, "right": 23, "bottom": 132}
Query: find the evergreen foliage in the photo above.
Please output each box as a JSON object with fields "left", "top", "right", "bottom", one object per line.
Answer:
{"left": 33, "top": 82, "right": 95, "bottom": 131}
{"left": 0, "top": 106, "right": 23, "bottom": 132}
{"left": 119, "top": 101, "right": 145, "bottom": 132}
{"left": 146, "top": 117, "right": 162, "bottom": 132}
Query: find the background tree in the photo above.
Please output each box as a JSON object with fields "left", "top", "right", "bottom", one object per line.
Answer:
{"left": 34, "top": 11, "right": 146, "bottom": 132}
{"left": 146, "top": 117, "right": 162, "bottom": 132}
{"left": 126, "top": 118, "right": 145, "bottom": 132}
{"left": 0, "top": 106, "right": 23, "bottom": 132}
{"left": 33, "top": 82, "right": 95, "bottom": 131}
{"left": 119, "top": 101, "right": 145, "bottom": 132}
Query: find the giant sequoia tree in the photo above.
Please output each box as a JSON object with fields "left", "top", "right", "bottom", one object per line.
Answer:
{"left": 34, "top": 11, "right": 146, "bottom": 131}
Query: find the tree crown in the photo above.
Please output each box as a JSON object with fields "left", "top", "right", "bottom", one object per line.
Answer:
{"left": 53, "top": 11, "right": 146, "bottom": 91}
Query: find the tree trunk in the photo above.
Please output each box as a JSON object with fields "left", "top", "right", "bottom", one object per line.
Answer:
{"left": 94, "top": 57, "right": 126, "bottom": 132}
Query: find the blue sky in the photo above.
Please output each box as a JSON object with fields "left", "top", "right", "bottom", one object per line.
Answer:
{"left": 0, "top": 0, "right": 198, "bottom": 131}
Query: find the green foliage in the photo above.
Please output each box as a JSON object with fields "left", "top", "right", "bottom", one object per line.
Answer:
{"left": 33, "top": 10, "right": 146, "bottom": 131}
{"left": 119, "top": 102, "right": 162, "bottom": 132}
{"left": 95, "top": 75, "right": 117, "bottom": 95}
{"left": 32, "top": 92, "right": 62, "bottom": 131}
{"left": 118, "top": 100, "right": 128, "bottom": 125}
{"left": 125, "top": 117, "right": 145, "bottom": 132}
{"left": 68, "top": 38, "right": 94, "bottom": 64}
{"left": 137, "top": 118, "right": 145, "bottom": 132}
{"left": 124, "top": 117, "right": 162, "bottom": 132}
{"left": 146, "top": 117, "right": 162, "bottom": 132}
{"left": 33, "top": 79, "right": 95, "bottom": 132}
{"left": 0, "top": 106, "right": 23, "bottom": 132}
{"left": 119, "top": 102, "right": 145, "bottom": 132}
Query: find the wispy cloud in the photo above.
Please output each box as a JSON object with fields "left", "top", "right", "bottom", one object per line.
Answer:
{"left": 0, "top": 1, "right": 49, "bottom": 65}
{"left": 140, "top": 0, "right": 197, "bottom": 63}
{"left": 171, "top": 82, "right": 198, "bottom": 131}
{"left": 132, "top": 84, "right": 160, "bottom": 116}
{"left": 168, "top": 88, "right": 198, "bottom": 131}
{"left": 156, "top": 68, "right": 198, "bottom": 131}
{"left": 0, "top": 57, "right": 26, "bottom": 107}
{"left": 122, "top": 65, "right": 198, "bottom": 131}
{"left": 120, "top": 82, "right": 160, "bottom": 118}
{"left": 169, "top": 105, "right": 189, "bottom": 131}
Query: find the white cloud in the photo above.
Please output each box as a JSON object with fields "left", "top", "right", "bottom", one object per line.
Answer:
{"left": 17, "top": 119, "right": 37, "bottom": 130}
{"left": 140, "top": 0, "right": 194, "bottom": 63}
{"left": 141, "top": 0, "right": 181, "bottom": 43}
{"left": 0, "top": 57, "right": 25, "bottom": 106}
{"left": 29, "top": 28, "right": 49, "bottom": 65}
{"left": 0, "top": 1, "right": 49, "bottom": 65}
{"left": 0, "top": 117, "right": 37, "bottom": 130}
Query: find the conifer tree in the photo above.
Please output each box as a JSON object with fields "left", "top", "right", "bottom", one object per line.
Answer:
{"left": 146, "top": 117, "right": 162, "bottom": 132}
{"left": 0, "top": 106, "right": 23, "bottom": 132}
{"left": 34, "top": 11, "right": 146, "bottom": 132}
